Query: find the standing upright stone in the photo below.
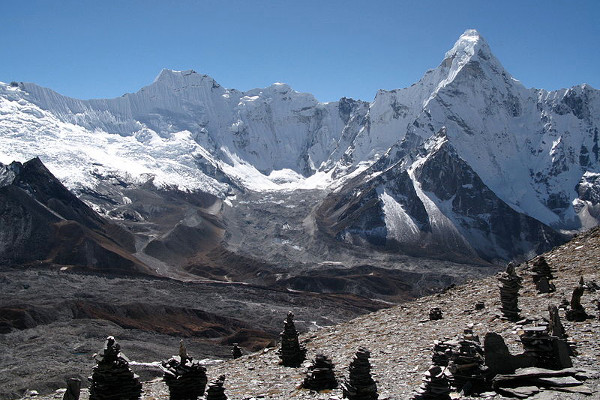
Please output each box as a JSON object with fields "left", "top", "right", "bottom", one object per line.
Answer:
{"left": 566, "top": 277, "right": 589, "bottom": 321}
{"left": 531, "top": 256, "right": 555, "bottom": 293}
{"left": 89, "top": 336, "right": 142, "bottom": 400}
{"left": 498, "top": 263, "right": 522, "bottom": 321}
{"left": 62, "top": 378, "right": 81, "bottom": 400}
{"left": 302, "top": 354, "right": 338, "bottom": 391}
{"left": 205, "top": 375, "right": 227, "bottom": 400}
{"left": 160, "top": 340, "right": 208, "bottom": 400}
{"left": 278, "top": 311, "right": 306, "bottom": 367}
{"left": 342, "top": 347, "right": 378, "bottom": 400}
{"left": 548, "top": 305, "right": 566, "bottom": 339}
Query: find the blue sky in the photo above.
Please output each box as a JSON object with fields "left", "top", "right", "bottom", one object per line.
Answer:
{"left": 1, "top": 0, "right": 598, "bottom": 102}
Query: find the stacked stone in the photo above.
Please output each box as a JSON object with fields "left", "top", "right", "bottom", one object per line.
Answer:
{"left": 231, "top": 343, "right": 242, "bottom": 359}
{"left": 161, "top": 341, "right": 208, "bottom": 400}
{"left": 566, "top": 277, "right": 589, "bottom": 321}
{"left": 431, "top": 338, "right": 456, "bottom": 367}
{"left": 530, "top": 256, "right": 555, "bottom": 293}
{"left": 302, "top": 354, "right": 338, "bottom": 391}
{"left": 278, "top": 311, "right": 306, "bottom": 367}
{"left": 429, "top": 308, "right": 443, "bottom": 321}
{"left": 519, "top": 326, "right": 558, "bottom": 368}
{"left": 498, "top": 263, "right": 522, "bottom": 321}
{"left": 205, "top": 375, "right": 227, "bottom": 400}
{"left": 411, "top": 365, "right": 451, "bottom": 400}
{"left": 88, "top": 336, "right": 142, "bottom": 400}
{"left": 342, "top": 347, "right": 378, "bottom": 400}
{"left": 445, "top": 330, "right": 486, "bottom": 394}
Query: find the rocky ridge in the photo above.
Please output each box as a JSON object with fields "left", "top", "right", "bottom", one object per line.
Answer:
{"left": 28, "top": 228, "right": 600, "bottom": 400}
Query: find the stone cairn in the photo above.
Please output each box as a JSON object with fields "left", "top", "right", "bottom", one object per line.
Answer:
{"left": 566, "top": 277, "right": 589, "bottom": 321}
{"left": 411, "top": 365, "right": 451, "bottom": 400}
{"left": 498, "top": 263, "right": 522, "bottom": 321}
{"left": 474, "top": 301, "right": 485, "bottom": 311}
{"left": 445, "top": 328, "right": 486, "bottom": 395}
{"left": 342, "top": 347, "right": 378, "bottom": 400}
{"left": 431, "top": 338, "right": 454, "bottom": 367}
{"left": 89, "top": 336, "right": 142, "bottom": 400}
{"left": 530, "top": 256, "right": 555, "bottom": 293}
{"left": 302, "top": 353, "right": 338, "bottom": 391}
{"left": 429, "top": 307, "right": 443, "bottom": 321}
{"left": 519, "top": 326, "right": 555, "bottom": 368}
{"left": 160, "top": 340, "right": 208, "bottom": 400}
{"left": 519, "top": 320, "right": 572, "bottom": 370}
{"left": 205, "top": 375, "right": 227, "bottom": 400}
{"left": 231, "top": 343, "right": 242, "bottom": 359}
{"left": 278, "top": 311, "right": 306, "bottom": 367}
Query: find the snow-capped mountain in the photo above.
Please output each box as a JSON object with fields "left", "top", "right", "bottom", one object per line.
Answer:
{"left": 1, "top": 29, "right": 599, "bottom": 263}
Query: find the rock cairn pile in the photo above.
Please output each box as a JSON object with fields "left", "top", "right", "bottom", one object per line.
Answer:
{"left": 302, "top": 354, "right": 338, "bottom": 391}
{"left": 519, "top": 326, "right": 554, "bottom": 367}
{"left": 429, "top": 307, "right": 443, "bottom": 321}
{"left": 566, "top": 277, "right": 589, "bottom": 321}
{"left": 88, "top": 336, "right": 142, "bottom": 400}
{"left": 205, "top": 375, "right": 227, "bottom": 400}
{"left": 342, "top": 347, "right": 378, "bottom": 400}
{"left": 160, "top": 341, "right": 208, "bottom": 400}
{"left": 278, "top": 311, "right": 306, "bottom": 367}
{"left": 530, "top": 256, "right": 555, "bottom": 293}
{"left": 411, "top": 365, "right": 451, "bottom": 400}
{"left": 519, "top": 324, "right": 572, "bottom": 370}
{"left": 431, "top": 338, "right": 453, "bottom": 367}
{"left": 474, "top": 301, "right": 485, "bottom": 311}
{"left": 231, "top": 344, "right": 242, "bottom": 359}
{"left": 445, "top": 329, "right": 486, "bottom": 394}
{"left": 498, "top": 263, "right": 522, "bottom": 321}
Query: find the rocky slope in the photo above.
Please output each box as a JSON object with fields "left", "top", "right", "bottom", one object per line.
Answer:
{"left": 34, "top": 227, "right": 596, "bottom": 400}
{"left": 0, "top": 158, "right": 152, "bottom": 275}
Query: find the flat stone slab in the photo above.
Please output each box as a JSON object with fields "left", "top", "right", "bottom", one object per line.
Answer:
{"left": 498, "top": 385, "right": 540, "bottom": 398}
{"left": 535, "top": 376, "right": 582, "bottom": 387}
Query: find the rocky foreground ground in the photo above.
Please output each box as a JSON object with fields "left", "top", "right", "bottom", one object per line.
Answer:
{"left": 23, "top": 228, "right": 600, "bottom": 400}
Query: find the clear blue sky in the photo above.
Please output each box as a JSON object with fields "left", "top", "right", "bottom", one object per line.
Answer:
{"left": 1, "top": 0, "right": 598, "bottom": 102}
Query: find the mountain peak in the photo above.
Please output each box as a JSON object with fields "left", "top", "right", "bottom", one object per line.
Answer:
{"left": 152, "top": 68, "right": 220, "bottom": 88}
{"left": 443, "top": 29, "right": 492, "bottom": 66}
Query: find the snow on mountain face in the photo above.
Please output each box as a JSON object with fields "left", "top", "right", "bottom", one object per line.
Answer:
{"left": 1, "top": 29, "right": 600, "bottom": 262}
{"left": 0, "top": 70, "right": 369, "bottom": 191}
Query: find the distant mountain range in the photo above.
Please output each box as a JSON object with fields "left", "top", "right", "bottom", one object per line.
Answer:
{"left": 2, "top": 29, "right": 599, "bottom": 269}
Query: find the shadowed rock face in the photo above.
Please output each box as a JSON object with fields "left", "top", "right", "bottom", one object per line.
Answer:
{"left": 317, "top": 137, "right": 566, "bottom": 264}
{"left": 0, "top": 158, "right": 152, "bottom": 275}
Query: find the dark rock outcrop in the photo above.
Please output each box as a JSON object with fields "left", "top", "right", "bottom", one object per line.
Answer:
{"left": 0, "top": 158, "right": 152, "bottom": 275}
